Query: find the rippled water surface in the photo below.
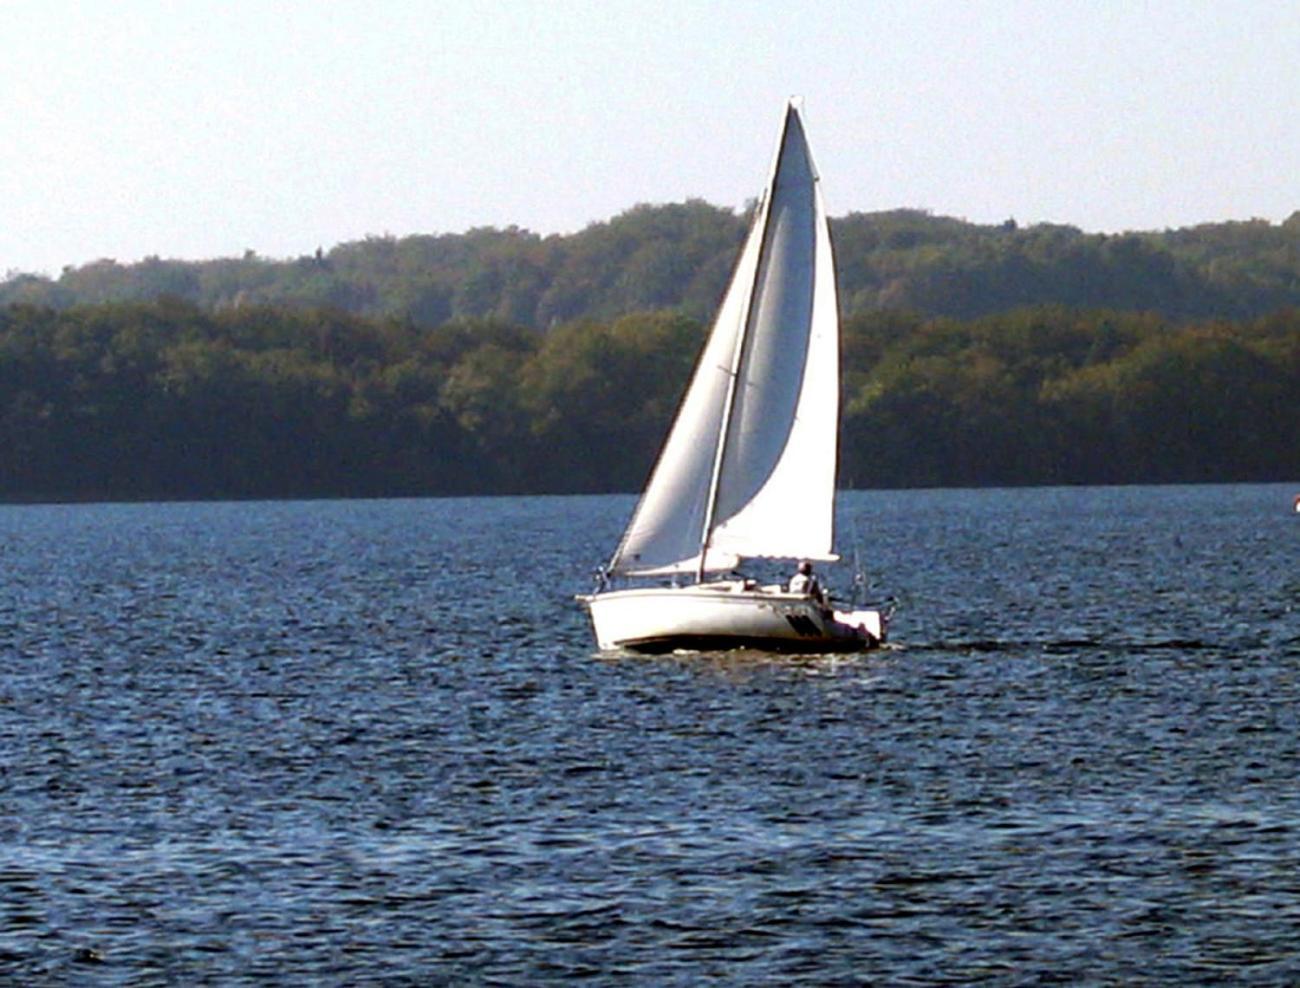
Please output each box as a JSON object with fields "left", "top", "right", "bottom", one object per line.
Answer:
{"left": 2, "top": 485, "right": 1299, "bottom": 983}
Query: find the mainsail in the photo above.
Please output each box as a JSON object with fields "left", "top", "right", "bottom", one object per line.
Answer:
{"left": 609, "top": 101, "right": 839, "bottom": 577}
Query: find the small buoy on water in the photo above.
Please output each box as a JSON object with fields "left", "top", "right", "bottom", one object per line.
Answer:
{"left": 1294, "top": 494, "right": 1300, "bottom": 514}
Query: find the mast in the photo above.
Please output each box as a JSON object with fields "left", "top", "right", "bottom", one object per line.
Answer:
{"left": 694, "top": 103, "right": 793, "bottom": 583}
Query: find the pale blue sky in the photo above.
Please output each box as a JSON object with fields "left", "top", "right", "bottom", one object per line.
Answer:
{"left": 4, "top": 0, "right": 1298, "bottom": 275}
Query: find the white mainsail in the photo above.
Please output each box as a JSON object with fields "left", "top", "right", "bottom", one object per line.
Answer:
{"left": 609, "top": 101, "right": 839, "bottom": 577}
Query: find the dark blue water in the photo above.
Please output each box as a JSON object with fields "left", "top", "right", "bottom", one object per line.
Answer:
{"left": 2, "top": 485, "right": 1299, "bottom": 983}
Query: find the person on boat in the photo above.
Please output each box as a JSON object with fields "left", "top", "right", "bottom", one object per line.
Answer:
{"left": 788, "top": 560, "right": 823, "bottom": 602}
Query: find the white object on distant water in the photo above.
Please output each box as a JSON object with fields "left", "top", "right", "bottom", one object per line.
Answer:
{"left": 578, "top": 100, "right": 891, "bottom": 653}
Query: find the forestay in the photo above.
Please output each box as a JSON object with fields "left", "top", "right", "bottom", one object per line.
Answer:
{"left": 609, "top": 102, "right": 839, "bottom": 577}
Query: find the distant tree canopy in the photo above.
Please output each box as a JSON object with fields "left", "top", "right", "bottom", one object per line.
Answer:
{"left": 840, "top": 306, "right": 1300, "bottom": 488}
{"left": 4, "top": 200, "right": 1300, "bottom": 500}
{"left": 1, "top": 297, "right": 1297, "bottom": 501}
{"left": 7, "top": 203, "right": 1300, "bottom": 326}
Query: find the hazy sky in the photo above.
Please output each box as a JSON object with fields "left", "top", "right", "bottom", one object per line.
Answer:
{"left": 5, "top": 0, "right": 1299, "bottom": 275}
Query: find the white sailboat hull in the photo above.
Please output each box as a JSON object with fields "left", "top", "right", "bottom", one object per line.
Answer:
{"left": 579, "top": 582, "right": 888, "bottom": 654}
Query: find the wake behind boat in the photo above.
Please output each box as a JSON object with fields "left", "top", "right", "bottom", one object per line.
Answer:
{"left": 578, "top": 100, "right": 892, "bottom": 653}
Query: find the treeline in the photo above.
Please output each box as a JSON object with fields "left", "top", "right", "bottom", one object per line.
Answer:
{"left": 6, "top": 204, "right": 1300, "bottom": 327}
{"left": 841, "top": 307, "right": 1300, "bottom": 487}
{"left": 2, "top": 299, "right": 1297, "bottom": 501}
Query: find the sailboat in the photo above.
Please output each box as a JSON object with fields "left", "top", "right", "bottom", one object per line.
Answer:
{"left": 578, "top": 99, "right": 891, "bottom": 653}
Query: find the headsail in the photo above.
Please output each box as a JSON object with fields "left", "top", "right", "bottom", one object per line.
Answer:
{"left": 609, "top": 101, "right": 839, "bottom": 577}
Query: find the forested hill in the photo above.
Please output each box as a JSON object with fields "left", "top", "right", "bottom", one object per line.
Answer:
{"left": 1, "top": 301, "right": 1297, "bottom": 501}
{"left": 3, "top": 202, "right": 1300, "bottom": 501}
{"left": 6, "top": 203, "right": 1300, "bottom": 325}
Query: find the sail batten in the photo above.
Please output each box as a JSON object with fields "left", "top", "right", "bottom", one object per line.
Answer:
{"left": 609, "top": 101, "right": 838, "bottom": 578}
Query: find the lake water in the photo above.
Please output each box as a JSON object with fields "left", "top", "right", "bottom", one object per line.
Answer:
{"left": 2, "top": 484, "right": 1299, "bottom": 983}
